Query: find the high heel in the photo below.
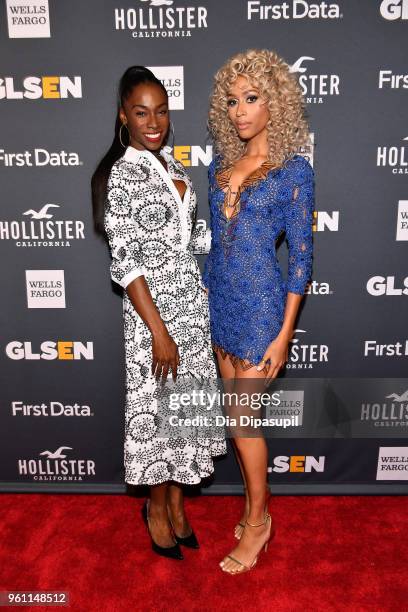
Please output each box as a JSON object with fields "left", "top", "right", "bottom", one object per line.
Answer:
{"left": 220, "top": 513, "right": 273, "bottom": 575}
{"left": 141, "top": 501, "right": 184, "bottom": 560}
{"left": 235, "top": 484, "right": 271, "bottom": 540}
{"left": 174, "top": 530, "right": 199, "bottom": 549}
{"left": 167, "top": 505, "right": 199, "bottom": 549}
{"left": 234, "top": 485, "right": 247, "bottom": 540}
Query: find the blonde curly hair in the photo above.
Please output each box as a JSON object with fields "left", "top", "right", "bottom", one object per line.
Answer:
{"left": 208, "top": 49, "right": 310, "bottom": 170}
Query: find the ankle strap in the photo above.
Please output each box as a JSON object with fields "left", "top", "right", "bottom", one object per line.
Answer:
{"left": 246, "top": 513, "right": 270, "bottom": 528}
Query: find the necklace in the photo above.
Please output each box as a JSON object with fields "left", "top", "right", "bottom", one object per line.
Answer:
{"left": 218, "top": 159, "right": 275, "bottom": 221}
{"left": 222, "top": 185, "right": 242, "bottom": 219}
{"left": 225, "top": 188, "right": 239, "bottom": 208}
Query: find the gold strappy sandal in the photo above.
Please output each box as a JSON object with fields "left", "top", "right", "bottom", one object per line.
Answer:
{"left": 221, "top": 513, "right": 273, "bottom": 575}
{"left": 234, "top": 485, "right": 271, "bottom": 540}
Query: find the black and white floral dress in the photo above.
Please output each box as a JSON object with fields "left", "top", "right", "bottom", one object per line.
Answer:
{"left": 105, "top": 145, "right": 226, "bottom": 486}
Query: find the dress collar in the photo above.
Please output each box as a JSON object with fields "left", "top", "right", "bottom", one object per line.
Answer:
{"left": 122, "top": 146, "right": 188, "bottom": 206}
{"left": 123, "top": 145, "right": 172, "bottom": 164}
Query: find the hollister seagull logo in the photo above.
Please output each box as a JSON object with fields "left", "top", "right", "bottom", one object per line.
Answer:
{"left": 23, "top": 204, "right": 59, "bottom": 220}
{"left": 386, "top": 391, "right": 408, "bottom": 402}
{"left": 361, "top": 390, "right": 408, "bottom": 429}
{"left": 288, "top": 56, "right": 340, "bottom": 104}
{"left": 290, "top": 329, "right": 306, "bottom": 343}
{"left": 289, "top": 56, "right": 315, "bottom": 74}
{"left": 0, "top": 203, "right": 85, "bottom": 247}
{"left": 286, "top": 329, "right": 329, "bottom": 369}
{"left": 377, "top": 137, "right": 408, "bottom": 175}
{"left": 39, "top": 446, "right": 73, "bottom": 459}
{"left": 142, "top": 0, "right": 173, "bottom": 5}
{"left": 18, "top": 446, "right": 96, "bottom": 480}
{"left": 114, "top": 0, "right": 208, "bottom": 38}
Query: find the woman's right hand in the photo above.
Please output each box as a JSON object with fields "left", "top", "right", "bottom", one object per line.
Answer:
{"left": 151, "top": 328, "right": 180, "bottom": 382}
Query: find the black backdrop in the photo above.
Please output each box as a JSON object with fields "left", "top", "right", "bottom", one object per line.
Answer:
{"left": 1, "top": 0, "right": 408, "bottom": 494}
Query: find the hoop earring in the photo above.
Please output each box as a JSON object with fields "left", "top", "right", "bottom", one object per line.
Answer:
{"left": 169, "top": 120, "right": 175, "bottom": 149}
{"left": 119, "top": 123, "right": 129, "bottom": 148}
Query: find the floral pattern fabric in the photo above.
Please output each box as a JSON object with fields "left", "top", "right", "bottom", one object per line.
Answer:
{"left": 105, "top": 146, "right": 226, "bottom": 486}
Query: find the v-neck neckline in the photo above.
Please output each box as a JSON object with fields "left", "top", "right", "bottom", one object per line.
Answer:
{"left": 216, "top": 159, "right": 276, "bottom": 193}
{"left": 215, "top": 160, "right": 276, "bottom": 222}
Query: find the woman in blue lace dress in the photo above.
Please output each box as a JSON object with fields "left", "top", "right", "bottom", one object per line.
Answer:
{"left": 203, "top": 49, "right": 315, "bottom": 574}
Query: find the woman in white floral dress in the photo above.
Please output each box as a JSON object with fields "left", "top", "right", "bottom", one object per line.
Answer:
{"left": 92, "top": 66, "right": 225, "bottom": 560}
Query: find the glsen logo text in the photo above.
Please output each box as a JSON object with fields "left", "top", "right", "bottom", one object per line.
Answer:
{"left": 5, "top": 341, "right": 94, "bottom": 360}
{"left": 268, "top": 455, "right": 325, "bottom": 472}
{"left": 0, "top": 76, "right": 82, "bottom": 100}
{"left": 366, "top": 276, "right": 408, "bottom": 296}
{"left": 380, "top": 0, "right": 408, "bottom": 20}
{"left": 312, "top": 211, "right": 339, "bottom": 232}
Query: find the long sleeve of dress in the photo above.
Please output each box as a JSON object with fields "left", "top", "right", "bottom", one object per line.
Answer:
{"left": 202, "top": 247, "right": 213, "bottom": 289}
{"left": 104, "top": 163, "right": 146, "bottom": 289}
{"left": 201, "top": 158, "right": 219, "bottom": 289}
{"left": 284, "top": 157, "right": 315, "bottom": 295}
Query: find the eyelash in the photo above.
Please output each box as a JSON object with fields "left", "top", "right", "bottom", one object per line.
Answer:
{"left": 227, "top": 95, "right": 258, "bottom": 107}
{"left": 135, "top": 110, "right": 168, "bottom": 117}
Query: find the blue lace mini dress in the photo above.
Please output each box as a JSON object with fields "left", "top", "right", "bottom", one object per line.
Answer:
{"left": 202, "top": 154, "right": 315, "bottom": 370}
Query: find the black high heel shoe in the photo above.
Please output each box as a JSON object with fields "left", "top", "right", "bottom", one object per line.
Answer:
{"left": 166, "top": 506, "right": 199, "bottom": 549}
{"left": 141, "top": 501, "right": 184, "bottom": 561}
{"left": 174, "top": 530, "right": 199, "bottom": 549}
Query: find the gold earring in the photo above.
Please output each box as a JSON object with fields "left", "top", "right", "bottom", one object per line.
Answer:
{"left": 119, "top": 123, "right": 129, "bottom": 148}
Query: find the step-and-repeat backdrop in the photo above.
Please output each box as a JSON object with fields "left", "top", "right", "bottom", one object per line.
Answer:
{"left": 1, "top": 0, "right": 407, "bottom": 494}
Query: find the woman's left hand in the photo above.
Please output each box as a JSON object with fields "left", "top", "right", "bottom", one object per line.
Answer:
{"left": 257, "top": 336, "right": 289, "bottom": 384}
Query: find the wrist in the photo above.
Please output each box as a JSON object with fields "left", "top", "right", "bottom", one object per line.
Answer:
{"left": 149, "top": 319, "right": 168, "bottom": 337}
{"left": 276, "top": 328, "right": 293, "bottom": 343}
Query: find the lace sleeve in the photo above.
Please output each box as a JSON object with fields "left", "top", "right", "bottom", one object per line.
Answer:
{"left": 284, "top": 157, "right": 315, "bottom": 295}
{"left": 104, "top": 163, "right": 146, "bottom": 289}
{"left": 202, "top": 248, "right": 213, "bottom": 289}
{"left": 201, "top": 157, "right": 219, "bottom": 288}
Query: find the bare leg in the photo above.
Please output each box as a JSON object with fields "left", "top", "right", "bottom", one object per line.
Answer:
{"left": 220, "top": 364, "right": 273, "bottom": 573}
{"left": 167, "top": 483, "right": 192, "bottom": 538}
{"left": 216, "top": 353, "right": 249, "bottom": 537}
{"left": 148, "top": 482, "right": 177, "bottom": 547}
{"left": 216, "top": 353, "right": 270, "bottom": 540}
{"left": 232, "top": 442, "right": 270, "bottom": 540}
